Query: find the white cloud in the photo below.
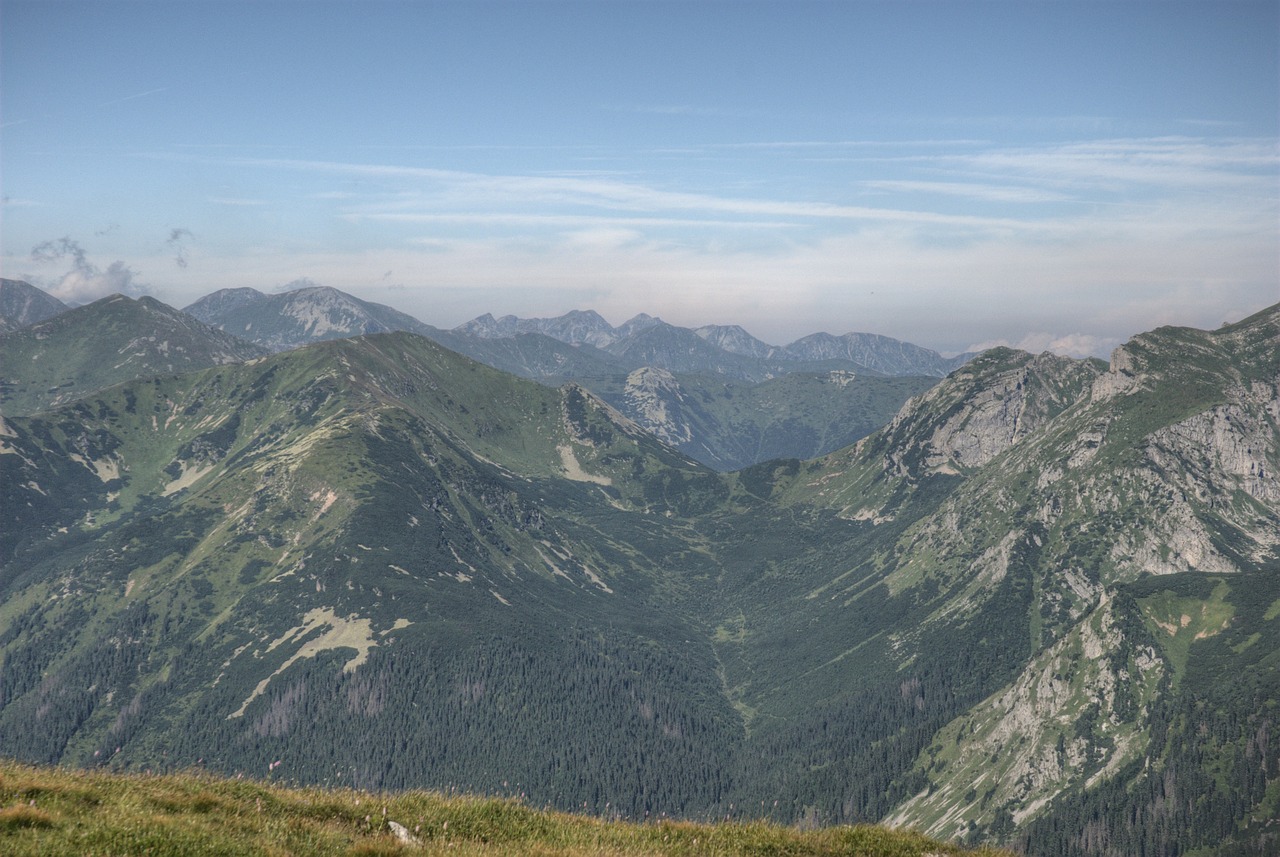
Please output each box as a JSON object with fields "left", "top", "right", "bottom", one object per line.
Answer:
{"left": 861, "top": 180, "right": 1070, "bottom": 203}
{"left": 123, "top": 136, "right": 1277, "bottom": 351}
{"left": 560, "top": 228, "right": 644, "bottom": 251}
{"left": 29, "top": 237, "right": 148, "bottom": 305}
{"left": 223, "top": 155, "right": 1043, "bottom": 231}
{"left": 138, "top": 206, "right": 1275, "bottom": 354}
{"left": 47, "top": 261, "right": 146, "bottom": 304}
{"left": 942, "top": 137, "right": 1278, "bottom": 194}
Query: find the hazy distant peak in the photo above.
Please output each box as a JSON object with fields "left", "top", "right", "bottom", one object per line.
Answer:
{"left": 183, "top": 283, "right": 439, "bottom": 352}
{"left": 563, "top": 309, "right": 609, "bottom": 323}
{"left": 693, "top": 324, "right": 777, "bottom": 359}
{"left": 0, "top": 279, "right": 69, "bottom": 332}
{"left": 279, "top": 285, "right": 358, "bottom": 305}
{"left": 615, "top": 313, "right": 662, "bottom": 338}
{"left": 183, "top": 287, "right": 267, "bottom": 322}
{"left": 454, "top": 313, "right": 505, "bottom": 338}
{"left": 455, "top": 309, "right": 617, "bottom": 346}
{"left": 784, "top": 330, "right": 969, "bottom": 377}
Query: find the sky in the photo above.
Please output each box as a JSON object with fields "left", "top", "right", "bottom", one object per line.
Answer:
{"left": 2, "top": 0, "right": 1277, "bottom": 357}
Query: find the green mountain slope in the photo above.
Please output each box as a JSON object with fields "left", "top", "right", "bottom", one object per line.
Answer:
{"left": 1, "top": 305, "right": 1277, "bottom": 854}
{"left": 0, "top": 278, "right": 68, "bottom": 332}
{"left": 184, "top": 284, "right": 935, "bottom": 469}
{"left": 0, "top": 331, "right": 740, "bottom": 815}
{"left": 685, "top": 309, "right": 1278, "bottom": 849}
{"left": 184, "top": 286, "right": 447, "bottom": 352}
{"left": 806, "top": 309, "right": 1280, "bottom": 848}
{"left": 0, "top": 294, "right": 267, "bottom": 416}
{"left": 582, "top": 367, "right": 936, "bottom": 471}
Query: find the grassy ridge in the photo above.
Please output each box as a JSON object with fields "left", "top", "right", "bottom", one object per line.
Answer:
{"left": 0, "top": 759, "right": 1008, "bottom": 856}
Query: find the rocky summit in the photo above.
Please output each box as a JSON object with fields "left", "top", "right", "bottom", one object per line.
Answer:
{"left": 0, "top": 297, "right": 1277, "bottom": 855}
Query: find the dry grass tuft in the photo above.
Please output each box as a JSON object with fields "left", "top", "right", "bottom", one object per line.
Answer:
{"left": 0, "top": 757, "right": 1011, "bottom": 856}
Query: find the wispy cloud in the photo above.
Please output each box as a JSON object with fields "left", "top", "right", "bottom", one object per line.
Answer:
{"left": 943, "top": 137, "right": 1279, "bottom": 192}
{"left": 30, "top": 237, "right": 147, "bottom": 304}
{"left": 689, "top": 138, "right": 991, "bottom": 151}
{"left": 210, "top": 197, "right": 269, "bottom": 206}
{"left": 223, "top": 155, "right": 1043, "bottom": 232}
{"left": 166, "top": 228, "right": 194, "bottom": 268}
{"left": 603, "top": 103, "right": 760, "bottom": 119}
{"left": 349, "top": 212, "right": 799, "bottom": 230}
{"left": 98, "top": 87, "right": 169, "bottom": 108}
{"left": 861, "top": 180, "right": 1070, "bottom": 203}
{"left": 125, "top": 134, "right": 1275, "bottom": 353}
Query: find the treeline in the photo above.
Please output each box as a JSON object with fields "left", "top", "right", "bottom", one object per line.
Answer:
{"left": 132, "top": 627, "right": 740, "bottom": 819}
{"left": 1017, "top": 693, "right": 1280, "bottom": 856}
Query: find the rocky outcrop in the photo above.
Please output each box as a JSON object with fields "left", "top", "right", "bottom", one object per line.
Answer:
{"left": 885, "top": 597, "right": 1165, "bottom": 839}
{"left": 619, "top": 367, "right": 694, "bottom": 446}
{"left": 880, "top": 350, "right": 1103, "bottom": 479}
{"left": 1145, "top": 383, "right": 1280, "bottom": 504}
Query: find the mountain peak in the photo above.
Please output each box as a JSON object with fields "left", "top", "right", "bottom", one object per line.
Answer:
{"left": 693, "top": 324, "right": 777, "bottom": 359}
{"left": 183, "top": 287, "right": 268, "bottom": 322}
{"left": 184, "top": 284, "right": 439, "bottom": 352}
{"left": 0, "top": 294, "right": 267, "bottom": 415}
{"left": 454, "top": 309, "right": 617, "bottom": 346}
{"left": 0, "top": 279, "right": 69, "bottom": 332}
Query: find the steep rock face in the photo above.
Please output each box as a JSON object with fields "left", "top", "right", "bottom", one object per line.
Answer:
{"left": 886, "top": 595, "right": 1165, "bottom": 839}
{"left": 868, "top": 308, "right": 1280, "bottom": 842}
{"left": 914, "top": 352, "right": 1102, "bottom": 473}
{"left": 619, "top": 367, "right": 694, "bottom": 446}
{"left": 876, "top": 348, "right": 1105, "bottom": 480}
{"left": 873, "top": 311, "right": 1279, "bottom": 610}
{"left": 1110, "top": 380, "right": 1280, "bottom": 574}
{"left": 1145, "top": 385, "right": 1280, "bottom": 503}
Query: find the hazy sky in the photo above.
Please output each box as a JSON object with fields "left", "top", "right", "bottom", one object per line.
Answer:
{"left": 2, "top": 0, "right": 1277, "bottom": 356}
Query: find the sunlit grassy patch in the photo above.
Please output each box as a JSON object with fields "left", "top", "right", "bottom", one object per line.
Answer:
{"left": 0, "top": 758, "right": 1009, "bottom": 856}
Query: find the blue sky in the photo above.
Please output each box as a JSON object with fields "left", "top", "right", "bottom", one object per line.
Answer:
{"left": 2, "top": 0, "right": 1277, "bottom": 355}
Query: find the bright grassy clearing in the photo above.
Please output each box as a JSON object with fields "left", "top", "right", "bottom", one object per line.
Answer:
{"left": 0, "top": 758, "right": 1010, "bottom": 856}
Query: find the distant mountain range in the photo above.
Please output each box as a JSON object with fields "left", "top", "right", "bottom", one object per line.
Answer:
{"left": 180, "top": 284, "right": 972, "bottom": 380}
{"left": 1, "top": 280, "right": 961, "bottom": 468}
{"left": 2, "top": 291, "right": 1276, "bottom": 854}
{"left": 452, "top": 307, "right": 974, "bottom": 379}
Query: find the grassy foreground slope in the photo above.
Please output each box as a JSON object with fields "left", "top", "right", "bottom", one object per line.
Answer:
{"left": 0, "top": 760, "right": 1007, "bottom": 857}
